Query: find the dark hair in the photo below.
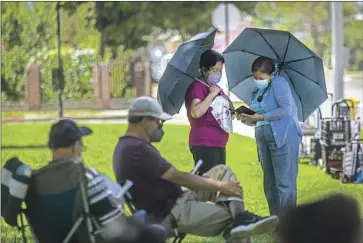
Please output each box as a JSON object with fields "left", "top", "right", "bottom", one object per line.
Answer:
{"left": 277, "top": 194, "right": 361, "bottom": 243}
{"left": 199, "top": 50, "right": 224, "bottom": 71}
{"left": 251, "top": 56, "right": 275, "bottom": 75}
{"left": 128, "top": 116, "right": 144, "bottom": 124}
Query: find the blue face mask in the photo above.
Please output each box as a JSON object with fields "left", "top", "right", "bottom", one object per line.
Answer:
{"left": 254, "top": 79, "right": 269, "bottom": 90}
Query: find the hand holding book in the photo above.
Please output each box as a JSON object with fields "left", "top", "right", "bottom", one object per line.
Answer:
{"left": 229, "top": 106, "right": 256, "bottom": 116}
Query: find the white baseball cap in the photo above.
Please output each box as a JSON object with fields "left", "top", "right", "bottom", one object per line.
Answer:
{"left": 128, "top": 96, "right": 172, "bottom": 121}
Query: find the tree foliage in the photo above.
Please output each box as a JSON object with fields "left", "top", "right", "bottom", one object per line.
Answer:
{"left": 2, "top": 1, "right": 361, "bottom": 102}
{"left": 255, "top": 1, "right": 363, "bottom": 70}
{"left": 1, "top": 2, "right": 56, "bottom": 101}
{"left": 35, "top": 47, "right": 99, "bottom": 103}
{"left": 62, "top": 2, "right": 258, "bottom": 55}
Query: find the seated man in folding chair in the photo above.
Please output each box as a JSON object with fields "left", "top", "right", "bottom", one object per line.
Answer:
{"left": 24, "top": 118, "right": 167, "bottom": 243}
{"left": 112, "top": 97, "right": 279, "bottom": 242}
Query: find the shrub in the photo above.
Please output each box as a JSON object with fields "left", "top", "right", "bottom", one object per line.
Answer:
{"left": 108, "top": 48, "right": 136, "bottom": 99}
{"left": 1, "top": 46, "right": 30, "bottom": 103}
{"left": 32, "top": 46, "right": 100, "bottom": 103}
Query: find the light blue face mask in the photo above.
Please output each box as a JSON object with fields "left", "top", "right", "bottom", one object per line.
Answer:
{"left": 254, "top": 79, "right": 269, "bottom": 90}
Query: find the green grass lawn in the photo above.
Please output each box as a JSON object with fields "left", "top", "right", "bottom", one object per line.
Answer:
{"left": 2, "top": 123, "right": 363, "bottom": 243}
{"left": 232, "top": 101, "right": 247, "bottom": 109}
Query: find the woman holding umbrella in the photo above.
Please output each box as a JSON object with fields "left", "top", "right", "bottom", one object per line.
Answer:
{"left": 238, "top": 56, "right": 302, "bottom": 217}
{"left": 185, "top": 50, "right": 234, "bottom": 175}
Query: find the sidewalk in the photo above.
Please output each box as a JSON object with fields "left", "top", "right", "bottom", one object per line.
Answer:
{"left": 170, "top": 104, "right": 255, "bottom": 138}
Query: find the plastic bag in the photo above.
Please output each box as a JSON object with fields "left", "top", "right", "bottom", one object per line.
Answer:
{"left": 210, "top": 95, "right": 233, "bottom": 134}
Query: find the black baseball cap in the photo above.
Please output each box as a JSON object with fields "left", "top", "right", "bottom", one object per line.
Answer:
{"left": 48, "top": 118, "right": 92, "bottom": 149}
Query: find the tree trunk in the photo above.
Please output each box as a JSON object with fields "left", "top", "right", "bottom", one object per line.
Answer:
{"left": 99, "top": 30, "right": 105, "bottom": 59}
{"left": 111, "top": 46, "right": 118, "bottom": 60}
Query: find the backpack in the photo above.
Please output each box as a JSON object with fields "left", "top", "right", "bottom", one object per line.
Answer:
{"left": 342, "top": 140, "right": 363, "bottom": 183}
{"left": 1, "top": 157, "right": 32, "bottom": 227}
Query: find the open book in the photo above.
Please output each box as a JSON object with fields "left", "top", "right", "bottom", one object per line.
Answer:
{"left": 229, "top": 106, "right": 256, "bottom": 115}
{"left": 229, "top": 106, "right": 256, "bottom": 127}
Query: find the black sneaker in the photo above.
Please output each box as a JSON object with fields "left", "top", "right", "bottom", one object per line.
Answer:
{"left": 229, "top": 211, "right": 279, "bottom": 238}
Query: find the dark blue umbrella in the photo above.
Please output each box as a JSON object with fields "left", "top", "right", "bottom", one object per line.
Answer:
{"left": 158, "top": 29, "right": 217, "bottom": 115}
{"left": 223, "top": 28, "right": 328, "bottom": 121}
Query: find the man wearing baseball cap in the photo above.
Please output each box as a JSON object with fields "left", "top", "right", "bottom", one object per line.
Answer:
{"left": 28, "top": 118, "right": 167, "bottom": 243}
{"left": 47, "top": 118, "right": 92, "bottom": 161}
{"left": 113, "top": 96, "right": 278, "bottom": 242}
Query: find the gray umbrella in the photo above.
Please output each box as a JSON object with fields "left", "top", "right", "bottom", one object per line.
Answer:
{"left": 223, "top": 28, "right": 328, "bottom": 121}
{"left": 158, "top": 29, "right": 217, "bottom": 115}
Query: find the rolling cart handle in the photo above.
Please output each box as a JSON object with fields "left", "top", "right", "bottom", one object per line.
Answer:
{"left": 331, "top": 99, "right": 353, "bottom": 118}
{"left": 316, "top": 107, "right": 323, "bottom": 137}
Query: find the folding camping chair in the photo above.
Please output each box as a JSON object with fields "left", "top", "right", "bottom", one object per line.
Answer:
{"left": 22, "top": 159, "right": 99, "bottom": 243}
{"left": 120, "top": 160, "right": 204, "bottom": 243}
{"left": 3, "top": 159, "right": 132, "bottom": 243}
{"left": 0, "top": 159, "right": 98, "bottom": 243}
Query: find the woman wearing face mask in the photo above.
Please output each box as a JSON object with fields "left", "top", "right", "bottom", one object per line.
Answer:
{"left": 238, "top": 56, "right": 302, "bottom": 217}
{"left": 185, "top": 50, "right": 234, "bottom": 175}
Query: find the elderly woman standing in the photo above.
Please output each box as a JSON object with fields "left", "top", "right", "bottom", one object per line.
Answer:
{"left": 239, "top": 56, "right": 302, "bottom": 217}
{"left": 185, "top": 50, "right": 234, "bottom": 175}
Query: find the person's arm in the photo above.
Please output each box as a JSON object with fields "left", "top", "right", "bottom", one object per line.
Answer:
{"left": 134, "top": 145, "right": 241, "bottom": 197}
{"left": 129, "top": 146, "right": 221, "bottom": 191}
{"left": 161, "top": 166, "right": 221, "bottom": 192}
{"left": 262, "top": 79, "right": 293, "bottom": 121}
{"left": 191, "top": 96, "right": 215, "bottom": 118}
{"left": 190, "top": 85, "right": 221, "bottom": 118}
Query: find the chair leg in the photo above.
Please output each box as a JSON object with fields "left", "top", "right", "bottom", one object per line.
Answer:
{"left": 62, "top": 216, "right": 84, "bottom": 243}
{"left": 21, "top": 228, "right": 27, "bottom": 243}
{"left": 171, "top": 233, "right": 186, "bottom": 243}
{"left": 79, "top": 165, "right": 96, "bottom": 243}
{"left": 178, "top": 234, "right": 186, "bottom": 243}
{"left": 19, "top": 213, "right": 27, "bottom": 243}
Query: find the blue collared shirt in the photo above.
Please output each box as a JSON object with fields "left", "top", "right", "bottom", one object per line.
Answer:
{"left": 251, "top": 75, "right": 302, "bottom": 148}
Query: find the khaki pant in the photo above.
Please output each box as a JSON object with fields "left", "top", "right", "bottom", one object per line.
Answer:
{"left": 161, "top": 165, "right": 251, "bottom": 242}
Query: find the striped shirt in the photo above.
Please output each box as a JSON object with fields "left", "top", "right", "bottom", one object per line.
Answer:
{"left": 85, "top": 167, "right": 123, "bottom": 225}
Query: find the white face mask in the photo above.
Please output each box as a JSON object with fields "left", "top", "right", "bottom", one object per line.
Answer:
{"left": 254, "top": 79, "right": 269, "bottom": 90}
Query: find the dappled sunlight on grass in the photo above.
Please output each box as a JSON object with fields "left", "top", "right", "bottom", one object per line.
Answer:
{"left": 2, "top": 123, "right": 362, "bottom": 242}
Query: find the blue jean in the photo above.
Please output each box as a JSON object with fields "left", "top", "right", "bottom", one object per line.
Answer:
{"left": 131, "top": 210, "right": 168, "bottom": 240}
{"left": 255, "top": 125, "right": 301, "bottom": 216}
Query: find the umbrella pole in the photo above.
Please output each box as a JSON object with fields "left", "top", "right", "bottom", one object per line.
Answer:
{"left": 224, "top": 3, "right": 229, "bottom": 48}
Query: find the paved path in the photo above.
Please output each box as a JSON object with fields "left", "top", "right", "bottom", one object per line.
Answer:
{"left": 170, "top": 104, "right": 255, "bottom": 138}
{"left": 4, "top": 71, "right": 362, "bottom": 140}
